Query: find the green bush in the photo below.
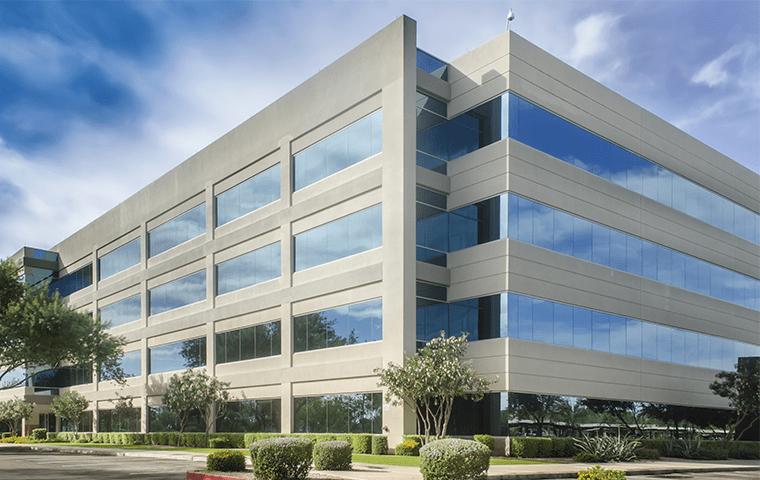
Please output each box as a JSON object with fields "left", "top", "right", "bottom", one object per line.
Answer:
{"left": 577, "top": 464, "right": 626, "bottom": 480}
{"left": 638, "top": 439, "right": 666, "bottom": 455}
{"left": 574, "top": 452, "right": 603, "bottom": 463}
{"left": 420, "top": 439, "right": 490, "bottom": 480}
{"left": 552, "top": 438, "right": 576, "bottom": 457}
{"left": 166, "top": 432, "right": 179, "bottom": 446}
{"left": 351, "top": 434, "right": 372, "bottom": 454}
{"left": 207, "top": 449, "right": 246, "bottom": 472}
{"left": 664, "top": 438, "right": 727, "bottom": 460}
{"left": 209, "top": 437, "right": 232, "bottom": 449}
{"left": 181, "top": 432, "right": 206, "bottom": 447}
{"left": 511, "top": 437, "right": 552, "bottom": 458}
{"left": 473, "top": 434, "right": 495, "bottom": 455}
{"left": 313, "top": 440, "right": 352, "bottom": 470}
{"left": 46, "top": 432, "right": 59, "bottom": 442}
{"left": 31, "top": 429, "right": 47, "bottom": 440}
{"left": 372, "top": 435, "right": 388, "bottom": 455}
{"left": 731, "top": 442, "right": 760, "bottom": 460}
{"left": 574, "top": 434, "right": 639, "bottom": 462}
{"left": 1, "top": 433, "right": 13, "bottom": 439}
{"left": 395, "top": 439, "right": 421, "bottom": 456}
{"left": 633, "top": 448, "right": 660, "bottom": 460}
{"left": 250, "top": 437, "right": 313, "bottom": 480}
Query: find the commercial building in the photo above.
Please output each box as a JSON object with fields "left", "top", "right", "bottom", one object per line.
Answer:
{"left": 4, "top": 16, "right": 759, "bottom": 445}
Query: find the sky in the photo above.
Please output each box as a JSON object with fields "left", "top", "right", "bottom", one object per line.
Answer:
{"left": 0, "top": 0, "right": 758, "bottom": 260}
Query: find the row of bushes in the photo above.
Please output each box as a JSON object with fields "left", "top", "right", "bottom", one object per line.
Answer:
{"left": 242, "top": 432, "right": 387, "bottom": 455}
{"left": 511, "top": 437, "right": 576, "bottom": 458}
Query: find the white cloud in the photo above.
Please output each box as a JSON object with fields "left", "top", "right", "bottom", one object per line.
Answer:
{"left": 568, "top": 13, "right": 622, "bottom": 67}
{"left": 691, "top": 43, "right": 747, "bottom": 87}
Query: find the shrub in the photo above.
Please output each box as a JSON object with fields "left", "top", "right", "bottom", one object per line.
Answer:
{"left": 511, "top": 437, "right": 552, "bottom": 458}
{"left": 638, "top": 439, "right": 665, "bottom": 455}
{"left": 351, "top": 434, "right": 372, "bottom": 454}
{"left": 574, "top": 434, "right": 639, "bottom": 462}
{"left": 166, "top": 432, "right": 179, "bottom": 446}
{"left": 181, "top": 432, "right": 206, "bottom": 447}
{"left": 577, "top": 464, "right": 626, "bottom": 480}
{"left": 31, "top": 428, "right": 47, "bottom": 440}
{"left": 313, "top": 440, "right": 352, "bottom": 470}
{"left": 207, "top": 449, "right": 246, "bottom": 472}
{"left": 420, "top": 439, "right": 490, "bottom": 480}
{"left": 372, "top": 435, "right": 388, "bottom": 455}
{"left": 633, "top": 448, "right": 660, "bottom": 460}
{"left": 663, "top": 439, "right": 727, "bottom": 460}
{"left": 46, "top": 432, "right": 59, "bottom": 442}
{"left": 1, "top": 433, "right": 13, "bottom": 439}
{"left": 731, "top": 442, "right": 760, "bottom": 460}
{"left": 574, "top": 452, "right": 602, "bottom": 463}
{"left": 250, "top": 437, "right": 313, "bottom": 480}
{"left": 209, "top": 437, "right": 232, "bottom": 449}
{"left": 395, "top": 439, "right": 421, "bottom": 456}
{"left": 473, "top": 434, "right": 495, "bottom": 455}
{"left": 552, "top": 438, "right": 576, "bottom": 457}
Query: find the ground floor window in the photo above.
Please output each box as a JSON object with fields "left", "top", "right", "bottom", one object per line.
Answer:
{"left": 294, "top": 393, "right": 381, "bottom": 434}
{"left": 216, "top": 399, "right": 281, "bottom": 433}
{"left": 60, "top": 411, "right": 93, "bottom": 433}
{"left": 99, "top": 407, "right": 141, "bottom": 432}
{"left": 148, "top": 405, "right": 203, "bottom": 432}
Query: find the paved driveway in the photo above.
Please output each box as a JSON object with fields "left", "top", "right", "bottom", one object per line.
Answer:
{"left": 0, "top": 450, "right": 206, "bottom": 480}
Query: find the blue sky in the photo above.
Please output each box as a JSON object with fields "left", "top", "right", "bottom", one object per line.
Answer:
{"left": 0, "top": 0, "right": 758, "bottom": 259}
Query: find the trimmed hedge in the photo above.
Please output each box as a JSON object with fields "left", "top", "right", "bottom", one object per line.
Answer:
{"left": 372, "top": 435, "right": 388, "bottom": 455}
{"left": 473, "top": 434, "right": 495, "bottom": 454}
{"left": 420, "top": 439, "right": 490, "bottom": 480}
{"left": 511, "top": 437, "right": 553, "bottom": 458}
{"left": 31, "top": 429, "right": 47, "bottom": 440}
{"left": 634, "top": 448, "right": 661, "bottom": 460}
{"left": 207, "top": 449, "right": 246, "bottom": 472}
{"left": 351, "top": 434, "right": 372, "bottom": 454}
{"left": 313, "top": 441, "right": 352, "bottom": 470}
{"left": 250, "top": 437, "right": 313, "bottom": 480}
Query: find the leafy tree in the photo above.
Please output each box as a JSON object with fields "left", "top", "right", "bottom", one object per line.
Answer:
{"left": 375, "top": 332, "right": 495, "bottom": 444}
{"left": 0, "top": 258, "right": 126, "bottom": 389}
{"left": 51, "top": 391, "right": 89, "bottom": 436}
{"left": 162, "top": 368, "right": 230, "bottom": 446}
{"left": 710, "top": 357, "right": 760, "bottom": 441}
{"left": 111, "top": 395, "right": 140, "bottom": 432}
{"left": 580, "top": 399, "right": 646, "bottom": 436}
{"left": 0, "top": 397, "right": 35, "bottom": 435}
{"left": 508, "top": 393, "right": 564, "bottom": 437}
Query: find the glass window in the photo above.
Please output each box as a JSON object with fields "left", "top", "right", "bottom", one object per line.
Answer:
{"left": 216, "top": 321, "right": 281, "bottom": 365}
{"left": 294, "top": 298, "right": 382, "bottom": 353}
{"left": 100, "top": 294, "right": 141, "bottom": 328}
{"left": 149, "top": 270, "right": 206, "bottom": 316}
{"left": 149, "top": 204, "right": 206, "bottom": 257}
{"left": 101, "top": 349, "right": 140, "bottom": 381}
{"left": 294, "top": 110, "right": 382, "bottom": 191}
{"left": 217, "top": 242, "right": 281, "bottom": 295}
{"left": 216, "top": 164, "right": 280, "bottom": 227}
{"left": 294, "top": 205, "right": 381, "bottom": 271}
{"left": 416, "top": 50, "right": 448, "bottom": 80}
{"left": 217, "top": 399, "right": 281, "bottom": 433}
{"left": 149, "top": 337, "right": 206, "bottom": 374}
{"left": 294, "top": 393, "right": 382, "bottom": 434}
{"left": 99, "top": 238, "right": 140, "bottom": 280}
{"left": 49, "top": 263, "right": 93, "bottom": 298}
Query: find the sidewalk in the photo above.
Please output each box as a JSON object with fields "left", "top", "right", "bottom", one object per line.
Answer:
{"left": 2, "top": 443, "right": 758, "bottom": 480}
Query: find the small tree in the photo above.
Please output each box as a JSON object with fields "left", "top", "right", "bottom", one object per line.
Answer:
{"left": 162, "top": 368, "right": 230, "bottom": 446}
{"left": 51, "top": 391, "right": 89, "bottom": 436}
{"left": 375, "top": 332, "right": 495, "bottom": 444}
{"left": 0, "top": 397, "right": 35, "bottom": 435}
{"left": 709, "top": 357, "right": 760, "bottom": 442}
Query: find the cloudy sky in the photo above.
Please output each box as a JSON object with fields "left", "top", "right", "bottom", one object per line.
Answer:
{"left": 0, "top": 0, "right": 758, "bottom": 259}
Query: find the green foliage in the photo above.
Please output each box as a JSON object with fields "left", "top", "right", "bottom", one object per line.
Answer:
{"left": 351, "top": 434, "right": 372, "bottom": 454}
{"left": 551, "top": 438, "right": 576, "bottom": 457}
{"left": 51, "top": 391, "right": 89, "bottom": 435}
{"left": 207, "top": 449, "right": 246, "bottom": 472}
{"left": 209, "top": 437, "right": 231, "bottom": 448}
{"left": 637, "top": 439, "right": 666, "bottom": 454}
{"left": 633, "top": 448, "right": 660, "bottom": 460}
{"left": 395, "top": 439, "right": 421, "bottom": 456}
{"left": 723, "top": 441, "right": 760, "bottom": 459}
{"left": 419, "top": 438, "right": 490, "bottom": 480}
{"left": 375, "top": 332, "right": 496, "bottom": 444}
{"left": 372, "top": 435, "right": 388, "bottom": 455}
{"left": 0, "top": 398, "right": 35, "bottom": 435}
{"left": 1, "top": 432, "right": 12, "bottom": 439}
{"left": 180, "top": 432, "right": 206, "bottom": 447}
{"left": 250, "top": 437, "right": 313, "bottom": 480}
{"left": 710, "top": 358, "right": 760, "bottom": 441}
{"left": 161, "top": 368, "right": 230, "bottom": 446}
{"left": 473, "top": 434, "right": 495, "bottom": 454}
{"left": 313, "top": 440, "right": 352, "bottom": 470}
{"left": 577, "top": 465, "right": 626, "bottom": 480}
{"left": 0, "top": 258, "right": 126, "bottom": 389}
{"left": 511, "top": 437, "right": 552, "bottom": 458}
{"left": 574, "top": 452, "right": 603, "bottom": 463}
{"left": 664, "top": 439, "right": 728, "bottom": 460}
{"left": 31, "top": 428, "right": 47, "bottom": 440}
{"left": 574, "top": 434, "right": 639, "bottom": 462}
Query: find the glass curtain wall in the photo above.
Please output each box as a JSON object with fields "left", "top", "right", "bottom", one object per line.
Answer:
{"left": 149, "top": 337, "right": 207, "bottom": 374}
{"left": 216, "top": 243, "right": 281, "bottom": 295}
{"left": 293, "top": 298, "right": 382, "bottom": 353}
{"left": 294, "top": 393, "right": 382, "bottom": 434}
{"left": 99, "top": 294, "right": 141, "bottom": 328}
{"left": 99, "top": 238, "right": 140, "bottom": 280}
{"left": 217, "top": 399, "right": 281, "bottom": 433}
{"left": 216, "top": 164, "right": 281, "bottom": 227}
{"left": 216, "top": 321, "right": 281, "bottom": 365}
{"left": 148, "top": 204, "right": 206, "bottom": 257}
{"left": 149, "top": 270, "right": 206, "bottom": 316}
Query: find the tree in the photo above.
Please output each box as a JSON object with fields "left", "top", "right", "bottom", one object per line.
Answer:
{"left": 375, "top": 332, "right": 495, "bottom": 444}
{"left": 710, "top": 357, "right": 760, "bottom": 441}
{"left": 0, "top": 258, "right": 126, "bottom": 390}
{"left": 580, "top": 399, "right": 646, "bottom": 436}
{"left": 51, "top": 391, "right": 89, "bottom": 436}
{"left": 0, "top": 397, "right": 35, "bottom": 435}
{"left": 162, "top": 368, "right": 230, "bottom": 446}
{"left": 508, "top": 393, "right": 563, "bottom": 437}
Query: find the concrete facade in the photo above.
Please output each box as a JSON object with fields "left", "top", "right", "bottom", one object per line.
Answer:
{"left": 4, "top": 17, "right": 758, "bottom": 446}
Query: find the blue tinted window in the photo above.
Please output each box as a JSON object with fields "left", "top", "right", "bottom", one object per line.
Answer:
{"left": 217, "top": 243, "right": 280, "bottom": 295}
{"left": 294, "top": 392, "right": 382, "bottom": 434}
{"left": 149, "top": 337, "right": 206, "bottom": 374}
{"left": 149, "top": 204, "right": 206, "bottom": 257}
{"left": 99, "top": 349, "right": 140, "bottom": 381}
{"left": 216, "top": 321, "right": 281, "bottom": 364}
{"left": 149, "top": 270, "right": 206, "bottom": 316}
{"left": 49, "top": 263, "right": 93, "bottom": 298}
{"left": 216, "top": 164, "right": 280, "bottom": 226}
{"left": 294, "top": 298, "right": 382, "bottom": 353}
{"left": 294, "top": 110, "right": 382, "bottom": 191}
{"left": 416, "top": 50, "right": 448, "bottom": 79}
{"left": 100, "top": 238, "right": 140, "bottom": 280}
{"left": 294, "top": 205, "right": 382, "bottom": 271}
{"left": 100, "top": 294, "right": 141, "bottom": 328}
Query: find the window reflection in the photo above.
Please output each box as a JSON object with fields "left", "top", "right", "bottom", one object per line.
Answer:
{"left": 49, "top": 264, "right": 92, "bottom": 298}
{"left": 217, "top": 243, "right": 281, "bottom": 295}
{"left": 216, "top": 164, "right": 280, "bottom": 227}
{"left": 149, "top": 337, "right": 207, "bottom": 375}
{"left": 294, "top": 393, "right": 382, "bottom": 434}
{"left": 217, "top": 399, "right": 281, "bottom": 433}
{"left": 294, "top": 298, "right": 382, "bottom": 353}
{"left": 149, "top": 270, "right": 206, "bottom": 316}
{"left": 148, "top": 204, "right": 206, "bottom": 257}
{"left": 99, "top": 238, "right": 140, "bottom": 280}
{"left": 100, "top": 294, "right": 141, "bottom": 328}
{"left": 216, "top": 320, "right": 281, "bottom": 364}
